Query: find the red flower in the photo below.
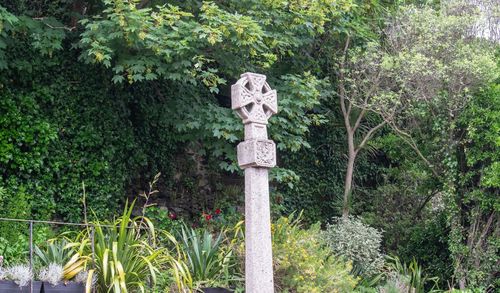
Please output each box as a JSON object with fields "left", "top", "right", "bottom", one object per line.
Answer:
{"left": 205, "top": 214, "right": 212, "bottom": 221}
{"left": 169, "top": 212, "right": 177, "bottom": 220}
{"left": 215, "top": 208, "right": 222, "bottom": 215}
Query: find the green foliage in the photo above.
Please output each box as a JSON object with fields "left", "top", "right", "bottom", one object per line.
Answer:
{"left": 0, "top": 91, "right": 57, "bottom": 220}
{"left": 345, "top": 5, "right": 498, "bottom": 132}
{"left": 0, "top": 44, "right": 155, "bottom": 222}
{"left": 381, "top": 256, "right": 440, "bottom": 293}
{"left": 323, "top": 216, "right": 385, "bottom": 278}
{"left": 34, "top": 239, "right": 72, "bottom": 268}
{"left": 278, "top": 121, "right": 381, "bottom": 223}
{"left": 446, "top": 289, "right": 490, "bottom": 293}
{"left": 269, "top": 73, "right": 327, "bottom": 152}
{"left": 77, "top": 0, "right": 354, "bottom": 87}
{"left": 461, "top": 84, "right": 500, "bottom": 189}
{"left": 398, "top": 214, "right": 453, "bottom": 288}
{"left": 196, "top": 206, "right": 244, "bottom": 234}
{"left": 344, "top": 3, "right": 499, "bottom": 289}
{"left": 272, "top": 214, "right": 358, "bottom": 292}
{"left": 35, "top": 237, "right": 88, "bottom": 281}
{"left": 447, "top": 82, "right": 500, "bottom": 289}
{"left": 163, "top": 221, "right": 244, "bottom": 292}
{"left": 179, "top": 226, "right": 225, "bottom": 283}
{"left": 0, "top": 1, "right": 498, "bottom": 290}
{"left": 0, "top": 225, "right": 51, "bottom": 266}
{"left": 0, "top": 183, "right": 32, "bottom": 241}
{"left": 355, "top": 160, "right": 453, "bottom": 287}
{"left": 177, "top": 72, "right": 327, "bottom": 173}
{"left": 0, "top": 4, "right": 67, "bottom": 69}
{"left": 83, "top": 200, "right": 163, "bottom": 292}
{"left": 78, "top": 0, "right": 272, "bottom": 89}
{"left": 0, "top": 0, "right": 344, "bottom": 225}
{"left": 0, "top": 235, "right": 28, "bottom": 266}
{"left": 178, "top": 224, "right": 242, "bottom": 290}
{"left": 145, "top": 206, "right": 184, "bottom": 234}
{"left": 73, "top": 0, "right": 347, "bottom": 180}
{"left": 0, "top": 5, "right": 18, "bottom": 69}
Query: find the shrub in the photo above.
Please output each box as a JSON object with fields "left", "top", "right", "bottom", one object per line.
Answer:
{"left": 272, "top": 214, "right": 358, "bottom": 292}
{"left": 35, "top": 239, "right": 73, "bottom": 268}
{"left": 38, "top": 263, "right": 63, "bottom": 286}
{"left": 398, "top": 214, "right": 452, "bottom": 288}
{"left": 323, "top": 216, "right": 385, "bottom": 278}
{"left": 0, "top": 235, "right": 28, "bottom": 266}
{"left": 167, "top": 222, "right": 244, "bottom": 292}
{"left": 6, "top": 264, "right": 33, "bottom": 287}
{"left": 179, "top": 226, "right": 227, "bottom": 283}
{"left": 145, "top": 206, "right": 184, "bottom": 234}
{"left": 79, "top": 200, "right": 164, "bottom": 292}
{"left": 0, "top": 266, "right": 6, "bottom": 280}
{"left": 446, "top": 289, "right": 490, "bottom": 293}
{"left": 35, "top": 237, "right": 89, "bottom": 282}
{"left": 384, "top": 256, "right": 440, "bottom": 293}
{"left": 74, "top": 271, "right": 93, "bottom": 284}
{"left": 0, "top": 182, "right": 32, "bottom": 243}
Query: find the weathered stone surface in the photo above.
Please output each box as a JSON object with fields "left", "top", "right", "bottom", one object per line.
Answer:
{"left": 231, "top": 72, "right": 276, "bottom": 293}
{"left": 237, "top": 139, "right": 276, "bottom": 169}
{"left": 244, "top": 123, "right": 268, "bottom": 140}
{"left": 231, "top": 72, "right": 277, "bottom": 125}
{"left": 245, "top": 168, "right": 274, "bottom": 293}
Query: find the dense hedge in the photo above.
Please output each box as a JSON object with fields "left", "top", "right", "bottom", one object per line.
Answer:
{"left": 1, "top": 48, "right": 140, "bottom": 223}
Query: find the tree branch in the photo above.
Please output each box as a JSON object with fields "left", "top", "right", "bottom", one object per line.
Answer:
{"left": 342, "top": 34, "right": 351, "bottom": 65}
{"left": 32, "top": 17, "right": 76, "bottom": 31}
{"left": 352, "top": 108, "right": 367, "bottom": 132}
{"left": 338, "top": 35, "right": 352, "bottom": 129}
{"left": 338, "top": 81, "right": 351, "bottom": 132}
{"left": 355, "top": 120, "right": 386, "bottom": 154}
{"left": 137, "top": 0, "right": 150, "bottom": 8}
{"left": 389, "top": 123, "right": 441, "bottom": 178}
{"left": 414, "top": 190, "right": 439, "bottom": 217}
{"left": 474, "top": 212, "right": 496, "bottom": 251}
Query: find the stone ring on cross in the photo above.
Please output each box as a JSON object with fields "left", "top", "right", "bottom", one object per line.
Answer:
{"left": 231, "top": 72, "right": 278, "bottom": 125}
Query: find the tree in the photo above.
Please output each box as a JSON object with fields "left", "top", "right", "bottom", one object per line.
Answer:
{"left": 0, "top": 0, "right": 354, "bottom": 221}
{"left": 335, "top": 2, "right": 498, "bottom": 217}
{"left": 342, "top": 3, "right": 498, "bottom": 287}
{"left": 337, "top": 37, "right": 387, "bottom": 217}
{"left": 452, "top": 83, "right": 500, "bottom": 289}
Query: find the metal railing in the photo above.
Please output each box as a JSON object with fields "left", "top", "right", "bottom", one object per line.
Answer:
{"left": 0, "top": 217, "right": 101, "bottom": 293}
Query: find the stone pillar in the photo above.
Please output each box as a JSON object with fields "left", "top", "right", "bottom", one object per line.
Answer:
{"left": 231, "top": 72, "right": 277, "bottom": 293}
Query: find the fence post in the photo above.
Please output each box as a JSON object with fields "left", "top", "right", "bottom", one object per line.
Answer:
{"left": 29, "top": 221, "right": 33, "bottom": 293}
{"left": 90, "top": 225, "right": 96, "bottom": 293}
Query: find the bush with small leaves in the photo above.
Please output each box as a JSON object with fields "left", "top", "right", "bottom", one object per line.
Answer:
{"left": 324, "top": 216, "right": 385, "bottom": 278}
{"left": 273, "top": 214, "right": 358, "bottom": 292}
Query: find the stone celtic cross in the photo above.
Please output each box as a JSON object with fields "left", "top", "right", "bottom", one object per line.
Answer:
{"left": 232, "top": 72, "right": 276, "bottom": 293}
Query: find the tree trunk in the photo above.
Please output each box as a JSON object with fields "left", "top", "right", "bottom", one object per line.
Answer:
{"left": 343, "top": 131, "right": 356, "bottom": 218}
{"left": 70, "top": 0, "right": 85, "bottom": 27}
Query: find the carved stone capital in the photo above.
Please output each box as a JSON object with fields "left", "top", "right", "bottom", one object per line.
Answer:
{"left": 237, "top": 139, "right": 276, "bottom": 169}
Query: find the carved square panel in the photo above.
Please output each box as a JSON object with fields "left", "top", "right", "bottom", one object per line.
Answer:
{"left": 237, "top": 139, "right": 276, "bottom": 169}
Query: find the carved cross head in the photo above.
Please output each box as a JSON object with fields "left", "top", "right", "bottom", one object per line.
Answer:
{"left": 231, "top": 72, "right": 278, "bottom": 125}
